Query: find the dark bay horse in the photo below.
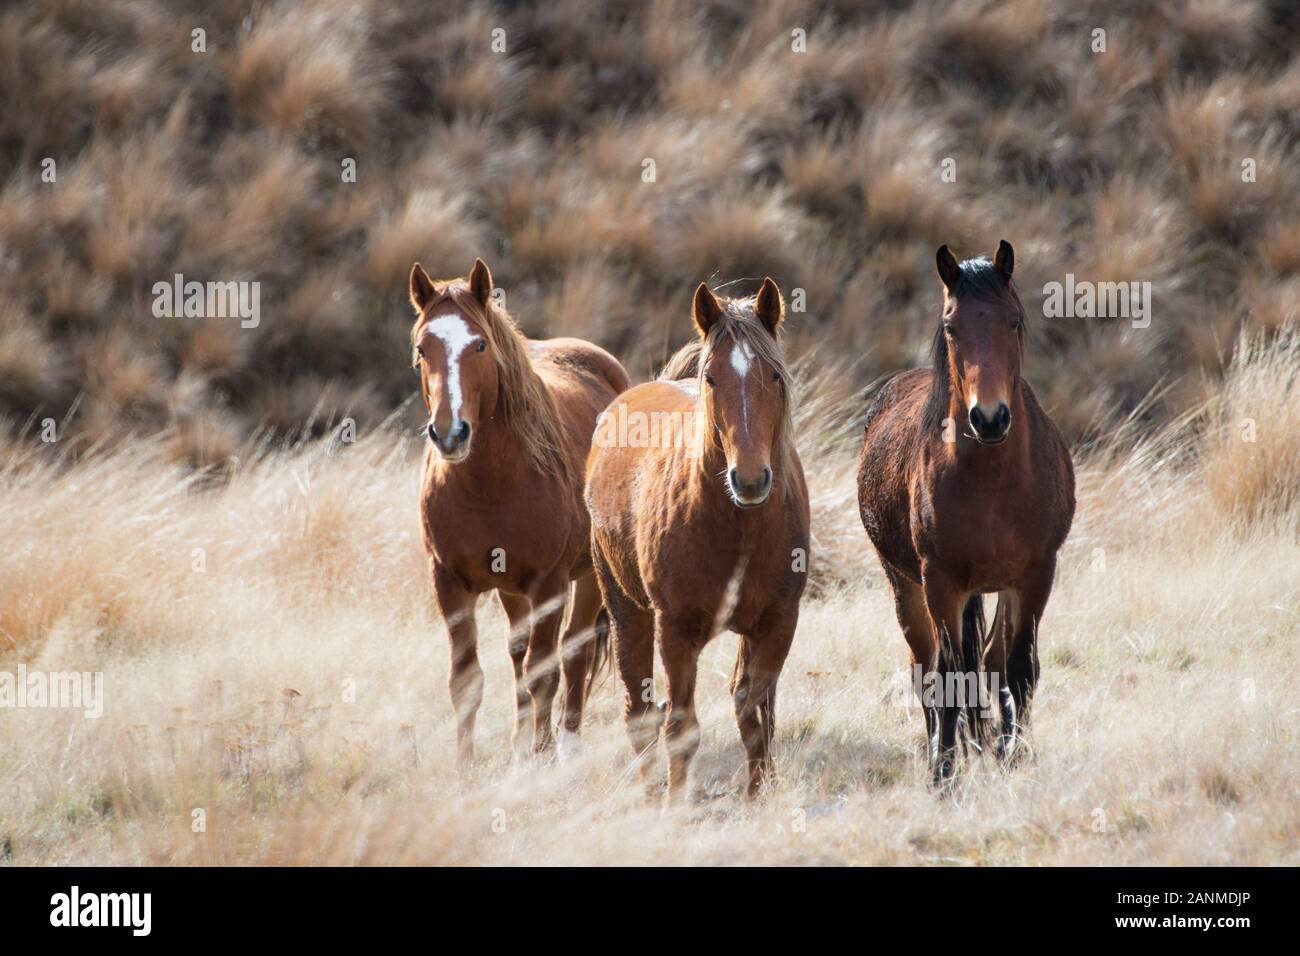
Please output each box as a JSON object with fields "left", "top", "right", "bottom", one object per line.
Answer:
{"left": 586, "top": 278, "right": 810, "bottom": 801}
{"left": 409, "top": 258, "right": 630, "bottom": 764}
{"left": 857, "top": 241, "right": 1075, "bottom": 786}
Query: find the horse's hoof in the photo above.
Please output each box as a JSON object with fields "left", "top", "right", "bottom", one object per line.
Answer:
{"left": 998, "top": 735, "right": 1032, "bottom": 769}
{"left": 557, "top": 730, "right": 583, "bottom": 763}
{"left": 930, "top": 758, "right": 957, "bottom": 792}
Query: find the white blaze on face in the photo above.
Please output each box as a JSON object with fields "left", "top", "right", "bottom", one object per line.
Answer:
{"left": 968, "top": 390, "right": 1002, "bottom": 421}
{"left": 423, "top": 313, "right": 480, "bottom": 425}
{"left": 729, "top": 338, "right": 756, "bottom": 434}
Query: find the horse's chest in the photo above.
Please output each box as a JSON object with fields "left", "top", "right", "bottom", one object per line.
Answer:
{"left": 422, "top": 488, "right": 578, "bottom": 591}
{"left": 916, "top": 479, "right": 1047, "bottom": 585}
{"left": 642, "top": 515, "right": 804, "bottom": 632}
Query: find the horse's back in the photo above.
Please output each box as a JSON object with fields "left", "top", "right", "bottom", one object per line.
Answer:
{"left": 526, "top": 336, "right": 631, "bottom": 459}
{"left": 530, "top": 337, "right": 630, "bottom": 403}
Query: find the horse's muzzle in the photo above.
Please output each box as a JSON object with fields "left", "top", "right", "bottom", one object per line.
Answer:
{"left": 428, "top": 420, "right": 472, "bottom": 461}
{"left": 969, "top": 403, "right": 1011, "bottom": 444}
{"left": 728, "top": 465, "right": 772, "bottom": 508}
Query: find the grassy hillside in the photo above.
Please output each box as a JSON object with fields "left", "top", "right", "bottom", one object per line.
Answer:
{"left": 2, "top": 0, "right": 1299, "bottom": 465}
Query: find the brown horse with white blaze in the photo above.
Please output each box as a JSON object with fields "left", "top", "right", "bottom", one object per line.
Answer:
{"left": 857, "top": 241, "right": 1075, "bottom": 787}
{"left": 586, "top": 278, "right": 810, "bottom": 801}
{"left": 410, "top": 258, "right": 630, "bottom": 765}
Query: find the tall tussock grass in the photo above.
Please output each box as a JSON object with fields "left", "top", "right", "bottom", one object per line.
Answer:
{"left": 1, "top": 326, "right": 1293, "bottom": 659}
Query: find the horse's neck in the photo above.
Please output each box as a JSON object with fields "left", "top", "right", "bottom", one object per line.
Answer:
{"left": 689, "top": 421, "right": 771, "bottom": 526}
{"left": 942, "top": 384, "right": 1031, "bottom": 473}
{"left": 433, "top": 412, "right": 529, "bottom": 497}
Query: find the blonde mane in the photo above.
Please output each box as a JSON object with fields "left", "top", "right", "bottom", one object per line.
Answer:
{"left": 411, "top": 281, "right": 575, "bottom": 488}
{"left": 659, "top": 295, "right": 798, "bottom": 500}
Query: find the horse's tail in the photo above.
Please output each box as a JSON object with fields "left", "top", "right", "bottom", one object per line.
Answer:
{"left": 960, "top": 596, "right": 994, "bottom": 751}
{"left": 585, "top": 606, "right": 611, "bottom": 699}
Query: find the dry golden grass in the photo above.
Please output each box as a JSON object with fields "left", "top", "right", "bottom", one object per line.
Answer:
{"left": 0, "top": 333, "right": 1295, "bottom": 865}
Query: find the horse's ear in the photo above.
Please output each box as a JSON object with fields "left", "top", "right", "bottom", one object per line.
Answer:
{"left": 468, "top": 257, "right": 493, "bottom": 305}
{"left": 692, "top": 282, "right": 723, "bottom": 337}
{"left": 409, "top": 263, "right": 437, "bottom": 314}
{"left": 993, "top": 239, "right": 1014, "bottom": 281}
{"left": 936, "top": 244, "right": 960, "bottom": 293}
{"left": 755, "top": 277, "right": 784, "bottom": 335}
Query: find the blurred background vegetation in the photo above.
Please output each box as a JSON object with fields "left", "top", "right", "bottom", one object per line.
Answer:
{"left": 1, "top": 0, "right": 1297, "bottom": 468}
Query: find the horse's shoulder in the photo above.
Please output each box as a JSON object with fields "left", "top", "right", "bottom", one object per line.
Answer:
{"left": 1018, "top": 380, "right": 1076, "bottom": 529}
{"left": 1019, "top": 380, "right": 1073, "bottom": 466}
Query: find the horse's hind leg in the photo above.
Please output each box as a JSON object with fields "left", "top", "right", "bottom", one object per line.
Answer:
{"left": 733, "top": 611, "right": 797, "bottom": 798}
{"left": 499, "top": 592, "right": 532, "bottom": 760}
{"left": 557, "top": 573, "right": 603, "bottom": 758}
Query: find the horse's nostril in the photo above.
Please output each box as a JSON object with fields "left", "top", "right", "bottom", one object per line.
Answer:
{"left": 427, "top": 423, "right": 438, "bottom": 443}
{"left": 761, "top": 466, "right": 772, "bottom": 490}
{"left": 995, "top": 404, "right": 1011, "bottom": 431}
{"left": 456, "top": 421, "right": 471, "bottom": 442}
{"left": 728, "top": 467, "right": 739, "bottom": 488}
{"left": 969, "top": 406, "right": 986, "bottom": 430}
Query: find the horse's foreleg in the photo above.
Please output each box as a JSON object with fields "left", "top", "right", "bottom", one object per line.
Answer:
{"left": 557, "top": 574, "right": 604, "bottom": 756}
{"left": 658, "top": 614, "right": 705, "bottom": 804}
{"left": 524, "top": 581, "right": 567, "bottom": 755}
{"left": 499, "top": 591, "right": 532, "bottom": 760}
{"left": 921, "top": 568, "right": 966, "bottom": 790}
{"left": 984, "top": 592, "right": 1018, "bottom": 764}
{"left": 433, "top": 567, "right": 482, "bottom": 768}
{"left": 733, "top": 612, "right": 797, "bottom": 798}
{"left": 1002, "top": 559, "right": 1055, "bottom": 763}
{"left": 884, "top": 567, "right": 938, "bottom": 761}
{"left": 594, "top": 552, "right": 658, "bottom": 794}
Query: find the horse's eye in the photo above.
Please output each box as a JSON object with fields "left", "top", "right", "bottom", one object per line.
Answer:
{"left": 704, "top": 373, "right": 715, "bottom": 386}
{"left": 772, "top": 371, "right": 781, "bottom": 383}
{"left": 943, "top": 325, "right": 956, "bottom": 338}
{"left": 475, "top": 340, "right": 487, "bottom": 353}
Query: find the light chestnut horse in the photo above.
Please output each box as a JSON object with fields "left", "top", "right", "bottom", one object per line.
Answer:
{"left": 586, "top": 279, "right": 810, "bottom": 801}
{"left": 857, "top": 241, "right": 1075, "bottom": 787}
{"left": 410, "top": 258, "right": 630, "bottom": 764}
